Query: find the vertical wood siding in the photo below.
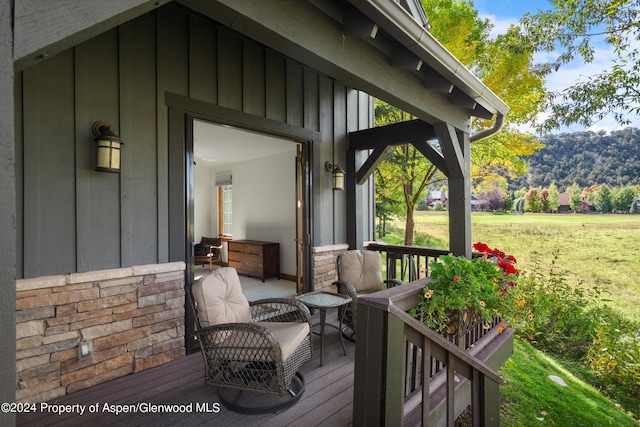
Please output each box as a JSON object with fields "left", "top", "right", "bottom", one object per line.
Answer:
{"left": 16, "top": 4, "right": 374, "bottom": 279}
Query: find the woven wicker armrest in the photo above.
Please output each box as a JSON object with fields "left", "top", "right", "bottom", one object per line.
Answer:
{"left": 333, "top": 280, "right": 358, "bottom": 300}
{"left": 250, "top": 298, "right": 311, "bottom": 325}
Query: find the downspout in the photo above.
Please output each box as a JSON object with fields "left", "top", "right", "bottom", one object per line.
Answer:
{"left": 470, "top": 113, "right": 505, "bottom": 142}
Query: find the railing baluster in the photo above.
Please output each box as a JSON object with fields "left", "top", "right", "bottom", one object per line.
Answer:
{"left": 422, "top": 337, "right": 431, "bottom": 427}
{"left": 446, "top": 352, "right": 455, "bottom": 426}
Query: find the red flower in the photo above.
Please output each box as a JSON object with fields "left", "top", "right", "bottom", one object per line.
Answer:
{"left": 473, "top": 242, "right": 491, "bottom": 253}
{"left": 453, "top": 275, "right": 460, "bottom": 282}
{"left": 498, "top": 261, "right": 518, "bottom": 275}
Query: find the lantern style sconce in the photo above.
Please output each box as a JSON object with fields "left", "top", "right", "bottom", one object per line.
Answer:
{"left": 325, "top": 161, "right": 345, "bottom": 191}
{"left": 92, "top": 121, "right": 124, "bottom": 173}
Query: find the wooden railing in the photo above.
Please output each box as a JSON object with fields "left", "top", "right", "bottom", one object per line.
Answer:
{"left": 366, "top": 243, "right": 450, "bottom": 282}
{"left": 352, "top": 279, "right": 514, "bottom": 426}
{"left": 366, "top": 243, "right": 484, "bottom": 283}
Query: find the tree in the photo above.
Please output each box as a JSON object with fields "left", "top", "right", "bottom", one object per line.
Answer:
{"left": 521, "top": 0, "right": 640, "bottom": 130}
{"left": 594, "top": 184, "right": 613, "bottom": 213}
{"left": 548, "top": 182, "right": 560, "bottom": 212}
{"left": 374, "top": 102, "right": 439, "bottom": 245}
{"left": 524, "top": 188, "right": 542, "bottom": 212}
{"left": 612, "top": 186, "right": 636, "bottom": 212}
{"left": 374, "top": 1, "right": 546, "bottom": 245}
{"left": 569, "top": 183, "right": 582, "bottom": 213}
{"left": 539, "top": 188, "right": 551, "bottom": 212}
{"left": 423, "top": 0, "right": 545, "bottom": 183}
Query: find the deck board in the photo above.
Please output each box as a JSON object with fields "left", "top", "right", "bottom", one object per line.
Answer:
{"left": 17, "top": 313, "right": 355, "bottom": 427}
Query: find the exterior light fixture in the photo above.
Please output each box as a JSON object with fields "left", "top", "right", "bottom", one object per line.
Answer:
{"left": 92, "top": 121, "right": 123, "bottom": 173}
{"left": 325, "top": 161, "right": 345, "bottom": 191}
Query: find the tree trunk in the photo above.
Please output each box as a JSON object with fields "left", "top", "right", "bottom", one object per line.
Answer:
{"left": 404, "top": 204, "right": 414, "bottom": 246}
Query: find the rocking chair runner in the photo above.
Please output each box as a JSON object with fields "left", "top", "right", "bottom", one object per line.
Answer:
{"left": 334, "top": 250, "right": 404, "bottom": 342}
{"left": 188, "top": 267, "right": 312, "bottom": 414}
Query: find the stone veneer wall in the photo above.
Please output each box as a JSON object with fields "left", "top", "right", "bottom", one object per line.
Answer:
{"left": 15, "top": 262, "right": 186, "bottom": 403}
{"left": 311, "top": 244, "right": 349, "bottom": 291}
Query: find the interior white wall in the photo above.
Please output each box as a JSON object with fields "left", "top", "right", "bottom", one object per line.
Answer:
{"left": 231, "top": 150, "right": 297, "bottom": 276}
{"left": 193, "top": 148, "right": 297, "bottom": 276}
{"left": 194, "top": 165, "right": 213, "bottom": 242}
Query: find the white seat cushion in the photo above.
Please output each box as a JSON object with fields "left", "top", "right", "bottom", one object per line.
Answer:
{"left": 192, "top": 267, "right": 251, "bottom": 327}
{"left": 254, "top": 321, "right": 310, "bottom": 361}
{"left": 340, "top": 250, "right": 384, "bottom": 293}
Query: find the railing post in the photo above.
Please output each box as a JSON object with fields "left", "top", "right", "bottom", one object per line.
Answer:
{"left": 353, "top": 300, "right": 405, "bottom": 426}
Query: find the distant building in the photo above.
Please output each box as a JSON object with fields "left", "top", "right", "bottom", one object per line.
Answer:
{"left": 558, "top": 192, "right": 595, "bottom": 213}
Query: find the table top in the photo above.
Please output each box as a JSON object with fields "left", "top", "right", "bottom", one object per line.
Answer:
{"left": 297, "top": 291, "right": 351, "bottom": 309}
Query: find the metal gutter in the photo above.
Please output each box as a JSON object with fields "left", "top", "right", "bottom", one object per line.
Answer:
{"left": 347, "top": 0, "right": 510, "bottom": 139}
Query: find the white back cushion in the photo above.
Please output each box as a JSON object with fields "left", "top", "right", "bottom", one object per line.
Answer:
{"left": 192, "top": 267, "right": 251, "bottom": 327}
{"left": 339, "top": 250, "right": 384, "bottom": 293}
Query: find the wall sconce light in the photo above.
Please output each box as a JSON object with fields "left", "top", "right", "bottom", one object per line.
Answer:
{"left": 325, "top": 161, "right": 345, "bottom": 191}
{"left": 92, "top": 121, "right": 124, "bottom": 173}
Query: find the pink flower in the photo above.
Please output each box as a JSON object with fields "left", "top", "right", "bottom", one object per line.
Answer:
{"left": 453, "top": 275, "right": 460, "bottom": 282}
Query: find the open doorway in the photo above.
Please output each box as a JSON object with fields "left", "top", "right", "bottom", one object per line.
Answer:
{"left": 191, "top": 119, "right": 303, "bottom": 300}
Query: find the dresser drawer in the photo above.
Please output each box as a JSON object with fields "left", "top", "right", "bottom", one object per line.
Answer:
{"left": 243, "top": 264, "right": 263, "bottom": 277}
{"left": 244, "top": 253, "right": 263, "bottom": 265}
{"left": 229, "top": 260, "right": 243, "bottom": 271}
{"left": 228, "top": 250, "right": 244, "bottom": 262}
{"left": 244, "top": 243, "right": 264, "bottom": 255}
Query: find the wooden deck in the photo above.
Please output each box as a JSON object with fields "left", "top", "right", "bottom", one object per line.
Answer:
{"left": 17, "top": 315, "right": 355, "bottom": 427}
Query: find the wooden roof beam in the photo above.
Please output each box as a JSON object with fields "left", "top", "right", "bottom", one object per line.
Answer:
{"left": 349, "top": 119, "right": 436, "bottom": 150}
{"left": 356, "top": 146, "right": 393, "bottom": 184}
{"left": 343, "top": 6, "right": 379, "bottom": 39}
{"left": 413, "top": 141, "right": 449, "bottom": 176}
{"left": 390, "top": 43, "right": 423, "bottom": 72}
{"left": 421, "top": 66, "right": 454, "bottom": 94}
{"left": 435, "top": 122, "right": 464, "bottom": 179}
{"left": 449, "top": 87, "right": 477, "bottom": 110}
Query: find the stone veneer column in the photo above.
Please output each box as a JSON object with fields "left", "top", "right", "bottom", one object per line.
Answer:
{"left": 15, "top": 262, "right": 186, "bottom": 403}
{"left": 311, "top": 244, "right": 349, "bottom": 291}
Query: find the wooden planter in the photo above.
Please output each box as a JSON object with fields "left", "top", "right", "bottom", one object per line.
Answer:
{"left": 441, "top": 306, "right": 478, "bottom": 338}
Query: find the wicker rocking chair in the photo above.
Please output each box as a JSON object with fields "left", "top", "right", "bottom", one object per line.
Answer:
{"left": 188, "top": 267, "right": 312, "bottom": 414}
{"left": 334, "top": 250, "right": 404, "bottom": 342}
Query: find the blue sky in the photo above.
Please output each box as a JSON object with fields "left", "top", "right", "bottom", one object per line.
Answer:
{"left": 470, "top": 0, "right": 636, "bottom": 133}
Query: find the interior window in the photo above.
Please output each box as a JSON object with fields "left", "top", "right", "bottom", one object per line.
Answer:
{"left": 218, "top": 185, "right": 232, "bottom": 236}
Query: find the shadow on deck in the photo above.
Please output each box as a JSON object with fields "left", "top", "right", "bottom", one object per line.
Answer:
{"left": 18, "top": 314, "right": 355, "bottom": 427}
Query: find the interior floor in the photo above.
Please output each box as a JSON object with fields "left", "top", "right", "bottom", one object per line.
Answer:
{"left": 193, "top": 264, "right": 298, "bottom": 301}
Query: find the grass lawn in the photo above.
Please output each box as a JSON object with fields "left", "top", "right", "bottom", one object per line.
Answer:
{"left": 402, "top": 211, "right": 640, "bottom": 320}
{"left": 501, "top": 340, "right": 638, "bottom": 426}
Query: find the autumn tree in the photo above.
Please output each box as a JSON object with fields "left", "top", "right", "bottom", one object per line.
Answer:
{"left": 374, "top": 0, "right": 547, "bottom": 246}
{"left": 521, "top": 0, "right": 640, "bottom": 130}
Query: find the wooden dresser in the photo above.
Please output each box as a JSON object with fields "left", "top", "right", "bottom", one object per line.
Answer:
{"left": 228, "top": 240, "right": 280, "bottom": 282}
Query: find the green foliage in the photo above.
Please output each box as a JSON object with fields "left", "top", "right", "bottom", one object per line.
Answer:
{"left": 587, "top": 307, "right": 640, "bottom": 401}
{"left": 594, "top": 184, "right": 613, "bottom": 213}
{"left": 547, "top": 182, "right": 560, "bottom": 211}
{"left": 510, "top": 250, "right": 604, "bottom": 359}
{"left": 410, "top": 245, "right": 518, "bottom": 333}
{"left": 568, "top": 182, "right": 582, "bottom": 212}
{"left": 524, "top": 188, "right": 542, "bottom": 212}
{"left": 521, "top": 0, "right": 640, "bottom": 130}
{"left": 509, "top": 128, "right": 640, "bottom": 191}
{"left": 613, "top": 186, "right": 637, "bottom": 212}
{"left": 420, "top": 0, "right": 545, "bottom": 183}
{"left": 508, "top": 250, "right": 640, "bottom": 418}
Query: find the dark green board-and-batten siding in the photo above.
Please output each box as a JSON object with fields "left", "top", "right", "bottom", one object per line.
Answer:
{"left": 16, "top": 4, "right": 373, "bottom": 279}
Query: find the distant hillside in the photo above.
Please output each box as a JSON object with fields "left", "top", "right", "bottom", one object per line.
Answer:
{"left": 509, "top": 128, "right": 640, "bottom": 191}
